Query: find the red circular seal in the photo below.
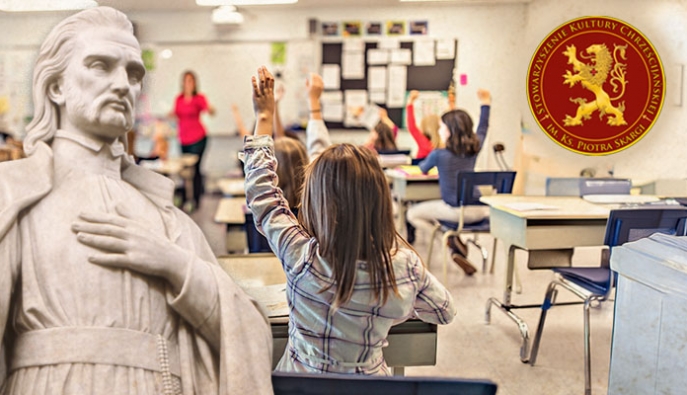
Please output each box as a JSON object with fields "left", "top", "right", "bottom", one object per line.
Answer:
{"left": 527, "top": 16, "right": 665, "bottom": 155}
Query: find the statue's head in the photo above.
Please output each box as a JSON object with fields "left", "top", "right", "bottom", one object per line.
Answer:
{"left": 24, "top": 6, "right": 144, "bottom": 155}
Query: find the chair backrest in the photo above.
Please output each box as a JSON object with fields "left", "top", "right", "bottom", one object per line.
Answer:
{"left": 244, "top": 212, "right": 273, "bottom": 253}
{"left": 378, "top": 149, "right": 412, "bottom": 156}
{"left": 456, "top": 171, "right": 517, "bottom": 206}
{"left": 579, "top": 178, "right": 632, "bottom": 196}
{"left": 272, "top": 371, "right": 498, "bottom": 395}
{"left": 603, "top": 208, "right": 687, "bottom": 265}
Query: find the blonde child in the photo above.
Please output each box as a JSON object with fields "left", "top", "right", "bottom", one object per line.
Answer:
{"left": 244, "top": 66, "right": 455, "bottom": 375}
{"left": 405, "top": 90, "right": 442, "bottom": 160}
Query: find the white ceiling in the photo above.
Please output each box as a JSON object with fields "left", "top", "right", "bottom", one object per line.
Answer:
{"left": 97, "top": 0, "right": 532, "bottom": 12}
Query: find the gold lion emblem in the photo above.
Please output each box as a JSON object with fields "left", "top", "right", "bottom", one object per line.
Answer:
{"left": 562, "top": 43, "right": 628, "bottom": 126}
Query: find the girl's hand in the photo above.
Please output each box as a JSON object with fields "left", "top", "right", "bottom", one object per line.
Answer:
{"left": 275, "top": 84, "right": 285, "bottom": 102}
{"left": 306, "top": 73, "right": 324, "bottom": 101}
{"left": 72, "top": 205, "right": 192, "bottom": 294}
{"left": 251, "top": 66, "right": 275, "bottom": 136}
{"left": 477, "top": 89, "right": 491, "bottom": 105}
{"left": 408, "top": 90, "right": 420, "bottom": 104}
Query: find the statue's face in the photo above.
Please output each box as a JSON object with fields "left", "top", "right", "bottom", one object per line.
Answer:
{"left": 58, "top": 26, "right": 145, "bottom": 142}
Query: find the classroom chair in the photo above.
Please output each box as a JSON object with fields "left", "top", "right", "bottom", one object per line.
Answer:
{"left": 426, "top": 171, "right": 517, "bottom": 281}
{"left": 529, "top": 207, "right": 687, "bottom": 395}
{"left": 244, "top": 212, "right": 272, "bottom": 253}
{"left": 245, "top": 208, "right": 300, "bottom": 253}
{"left": 272, "top": 371, "right": 498, "bottom": 395}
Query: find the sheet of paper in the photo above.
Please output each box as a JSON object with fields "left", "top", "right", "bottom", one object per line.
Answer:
{"left": 386, "top": 65, "right": 407, "bottom": 108}
{"left": 343, "top": 90, "right": 369, "bottom": 127}
{"left": 321, "top": 91, "right": 344, "bottom": 122}
{"left": 367, "top": 49, "right": 389, "bottom": 65}
{"left": 436, "top": 38, "right": 456, "bottom": 60}
{"left": 321, "top": 64, "right": 340, "bottom": 90}
{"left": 343, "top": 39, "right": 364, "bottom": 52}
{"left": 368, "top": 66, "right": 387, "bottom": 91}
{"left": 369, "top": 90, "right": 386, "bottom": 104}
{"left": 342, "top": 51, "right": 365, "bottom": 79}
{"left": 390, "top": 48, "right": 412, "bottom": 65}
{"left": 242, "top": 283, "right": 289, "bottom": 318}
{"left": 360, "top": 104, "right": 382, "bottom": 130}
{"left": 413, "top": 38, "right": 436, "bottom": 66}
{"left": 502, "top": 202, "right": 560, "bottom": 212}
{"left": 378, "top": 38, "right": 400, "bottom": 50}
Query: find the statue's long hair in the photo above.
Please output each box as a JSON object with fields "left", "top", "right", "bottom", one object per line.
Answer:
{"left": 24, "top": 7, "right": 134, "bottom": 156}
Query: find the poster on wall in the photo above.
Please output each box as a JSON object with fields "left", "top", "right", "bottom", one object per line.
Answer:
{"left": 343, "top": 21, "right": 362, "bottom": 37}
{"left": 409, "top": 21, "right": 429, "bottom": 35}
{"left": 436, "top": 38, "right": 456, "bottom": 60}
{"left": 366, "top": 22, "right": 382, "bottom": 36}
{"left": 386, "top": 21, "right": 406, "bottom": 36}
{"left": 322, "top": 22, "right": 339, "bottom": 36}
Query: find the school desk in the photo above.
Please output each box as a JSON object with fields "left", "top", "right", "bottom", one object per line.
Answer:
{"left": 480, "top": 195, "right": 612, "bottom": 363}
{"left": 214, "top": 197, "right": 248, "bottom": 253}
{"left": 217, "top": 253, "right": 438, "bottom": 376}
{"left": 385, "top": 167, "right": 441, "bottom": 234}
{"left": 217, "top": 177, "right": 246, "bottom": 197}
{"left": 139, "top": 153, "right": 199, "bottom": 203}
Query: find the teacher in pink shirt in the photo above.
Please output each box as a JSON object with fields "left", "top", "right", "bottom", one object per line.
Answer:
{"left": 172, "top": 70, "right": 215, "bottom": 210}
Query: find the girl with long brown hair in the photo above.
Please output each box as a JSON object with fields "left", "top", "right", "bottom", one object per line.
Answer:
{"left": 407, "top": 89, "right": 492, "bottom": 275}
{"left": 244, "top": 66, "right": 455, "bottom": 375}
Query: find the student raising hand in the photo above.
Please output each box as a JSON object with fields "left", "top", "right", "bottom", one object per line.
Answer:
{"left": 251, "top": 66, "right": 275, "bottom": 137}
{"left": 306, "top": 72, "right": 324, "bottom": 121}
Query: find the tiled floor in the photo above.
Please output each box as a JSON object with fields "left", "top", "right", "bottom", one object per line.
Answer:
{"left": 192, "top": 193, "right": 614, "bottom": 395}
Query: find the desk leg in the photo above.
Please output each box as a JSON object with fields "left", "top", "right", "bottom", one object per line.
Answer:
{"left": 485, "top": 244, "right": 530, "bottom": 363}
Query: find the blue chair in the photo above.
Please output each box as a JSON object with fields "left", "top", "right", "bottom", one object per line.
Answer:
{"left": 426, "top": 171, "right": 517, "bottom": 281}
{"left": 272, "top": 371, "right": 498, "bottom": 395}
{"left": 529, "top": 207, "right": 687, "bottom": 395}
{"left": 245, "top": 208, "right": 300, "bottom": 253}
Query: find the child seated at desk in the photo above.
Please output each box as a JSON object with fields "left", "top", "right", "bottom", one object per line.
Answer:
{"left": 244, "top": 66, "right": 455, "bottom": 375}
{"left": 405, "top": 90, "right": 442, "bottom": 161}
{"left": 407, "top": 89, "right": 491, "bottom": 276}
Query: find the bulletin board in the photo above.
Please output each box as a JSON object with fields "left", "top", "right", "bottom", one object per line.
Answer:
{"left": 321, "top": 39, "right": 457, "bottom": 129}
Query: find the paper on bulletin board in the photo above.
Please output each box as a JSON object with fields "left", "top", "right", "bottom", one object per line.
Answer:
{"left": 321, "top": 91, "right": 344, "bottom": 122}
{"left": 368, "top": 66, "right": 387, "bottom": 91}
{"left": 344, "top": 90, "right": 369, "bottom": 127}
{"left": 367, "top": 49, "right": 389, "bottom": 65}
{"left": 404, "top": 90, "right": 449, "bottom": 129}
{"left": 390, "top": 48, "right": 412, "bottom": 65}
{"left": 387, "top": 65, "right": 407, "bottom": 108}
{"left": 342, "top": 51, "right": 365, "bottom": 79}
{"left": 413, "top": 39, "right": 436, "bottom": 66}
{"left": 436, "top": 38, "right": 456, "bottom": 60}
{"left": 370, "top": 90, "right": 386, "bottom": 104}
{"left": 343, "top": 39, "right": 365, "bottom": 52}
{"left": 321, "top": 64, "right": 341, "bottom": 90}
{"left": 378, "top": 38, "right": 400, "bottom": 50}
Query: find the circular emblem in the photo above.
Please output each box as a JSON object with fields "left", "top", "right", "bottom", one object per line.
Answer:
{"left": 527, "top": 16, "right": 665, "bottom": 155}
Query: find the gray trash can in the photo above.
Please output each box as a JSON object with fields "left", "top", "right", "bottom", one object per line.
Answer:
{"left": 609, "top": 233, "right": 687, "bottom": 394}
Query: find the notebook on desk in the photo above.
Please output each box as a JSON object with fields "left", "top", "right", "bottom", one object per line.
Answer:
{"left": 394, "top": 165, "right": 438, "bottom": 178}
{"left": 243, "top": 283, "right": 289, "bottom": 318}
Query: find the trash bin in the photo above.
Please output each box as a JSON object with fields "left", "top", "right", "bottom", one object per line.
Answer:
{"left": 608, "top": 233, "right": 687, "bottom": 394}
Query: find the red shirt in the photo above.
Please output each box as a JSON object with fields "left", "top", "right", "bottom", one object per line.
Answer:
{"left": 406, "top": 103, "right": 434, "bottom": 160}
{"left": 175, "top": 94, "right": 209, "bottom": 146}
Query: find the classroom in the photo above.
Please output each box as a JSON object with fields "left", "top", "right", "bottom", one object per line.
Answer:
{"left": 1, "top": 0, "right": 686, "bottom": 394}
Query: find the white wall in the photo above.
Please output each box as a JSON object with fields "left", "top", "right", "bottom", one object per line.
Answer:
{"left": 520, "top": 0, "right": 687, "bottom": 190}
{"left": 0, "top": 3, "right": 527, "bottom": 175}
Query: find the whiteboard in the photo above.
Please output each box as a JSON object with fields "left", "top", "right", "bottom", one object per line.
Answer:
{"left": 142, "top": 40, "right": 317, "bottom": 137}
